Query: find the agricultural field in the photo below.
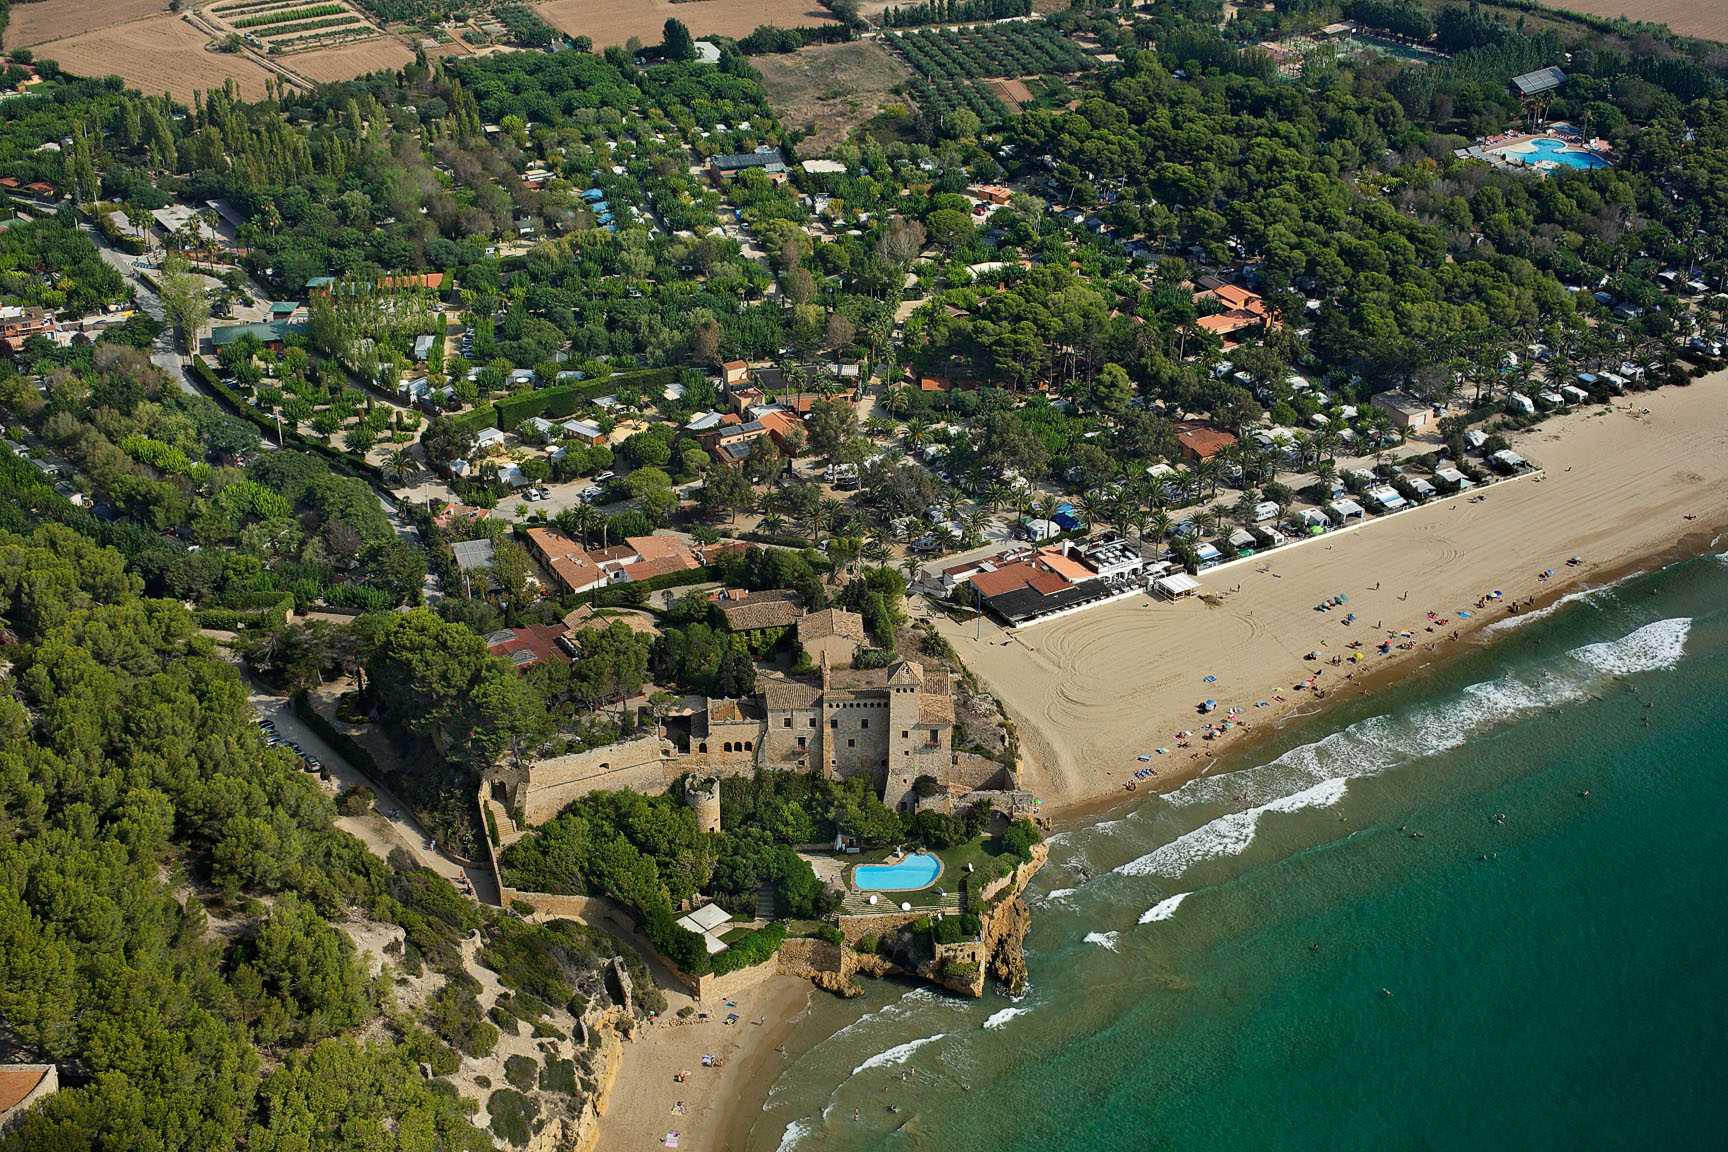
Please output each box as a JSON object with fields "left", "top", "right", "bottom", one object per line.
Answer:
{"left": 890, "top": 23, "right": 1091, "bottom": 78}
{"left": 889, "top": 22, "right": 1088, "bottom": 126}
{"left": 205, "top": 0, "right": 387, "bottom": 55}
{"left": 1538, "top": 0, "right": 1728, "bottom": 42}
{"left": 287, "top": 35, "right": 417, "bottom": 80}
{"left": 754, "top": 40, "right": 912, "bottom": 154}
{"left": 25, "top": 13, "right": 275, "bottom": 101}
{"left": 3, "top": 0, "right": 171, "bottom": 48}
{"left": 533, "top": 0, "right": 837, "bottom": 49}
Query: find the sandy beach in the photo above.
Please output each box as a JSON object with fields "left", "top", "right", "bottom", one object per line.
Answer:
{"left": 933, "top": 372, "right": 1728, "bottom": 814}
{"left": 597, "top": 974, "right": 811, "bottom": 1152}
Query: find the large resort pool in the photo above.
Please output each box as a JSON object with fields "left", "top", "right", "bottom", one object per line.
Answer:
{"left": 853, "top": 852, "right": 943, "bottom": 892}
{"left": 1491, "top": 135, "right": 1610, "bottom": 170}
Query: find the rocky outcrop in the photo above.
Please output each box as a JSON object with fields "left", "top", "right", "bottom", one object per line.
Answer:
{"left": 798, "top": 844, "right": 1048, "bottom": 1001}
{"left": 983, "top": 894, "right": 1031, "bottom": 994}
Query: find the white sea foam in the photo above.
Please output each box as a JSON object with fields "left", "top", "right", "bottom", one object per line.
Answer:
{"left": 1483, "top": 586, "right": 1600, "bottom": 633}
{"left": 1039, "top": 887, "right": 1079, "bottom": 905}
{"left": 1569, "top": 617, "right": 1691, "bottom": 675}
{"left": 775, "top": 1119, "right": 814, "bottom": 1152}
{"left": 1138, "top": 892, "right": 1190, "bottom": 924}
{"left": 827, "top": 987, "right": 958, "bottom": 1043}
{"left": 1083, "top": 930, "right": 1121, "bottom": 950}
{"left": 1115, "top": 778, "right": 1349, "bottom": 879}
{"left": 1169, "top": 659, "right": 1595, "bottom": 813}
{"left": 851, "top": 1034, "right": 945, "bottom": 1076}
{"left": 983, "top": 1006, "right": 1030, "bottom": 1030}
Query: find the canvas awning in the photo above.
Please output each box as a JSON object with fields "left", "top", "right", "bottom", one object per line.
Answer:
{"left": 1155, "top": 573, "right": 1201, "bottom": 598}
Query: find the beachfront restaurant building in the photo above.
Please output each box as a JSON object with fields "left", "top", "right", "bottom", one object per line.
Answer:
{"left": 1154, "top": 572, "right": 1202, "bottom": 599}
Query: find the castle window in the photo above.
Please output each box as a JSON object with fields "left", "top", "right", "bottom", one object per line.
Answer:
{"left": 699, "top": 742, "right": 708, "bottom": 753}
{"left": 809, "top": 717, "right": 816, "bottom": 727}
{"left": 860, "top": 719, "right": 868, "bottom": 730}
{"left": 783, "top": 717, "right": 792, "bottom": 728}
{"left": 901, "top": 730, "right": 909, "bottom": 739}
{"left": 831, "top": 719, "right": 838, "bottom": 729}
{"left": 744, "top": 741, "right": 753, "bottom": 751}
{"left": 722, "top": 741, "right": 732, "bottom": 752}
{"left": 797, "top": 736, "right": 806, "bottom": 749}
{"left": 848, "top": 739, "right": 856, "bottom": 748}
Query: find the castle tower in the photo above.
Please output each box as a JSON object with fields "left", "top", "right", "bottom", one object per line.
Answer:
{"left": 686, "top": 775, "right": 722, "bottom": 834}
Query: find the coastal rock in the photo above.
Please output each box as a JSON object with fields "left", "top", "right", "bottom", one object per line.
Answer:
{"left": 813, "top": 969, "right": 865, "bottom": 998}
{"left": 985, "top": 897, "right": 1032, "bottom": 995}
{"left": 606, "top": 956, "right": 634, "bottom": 1015}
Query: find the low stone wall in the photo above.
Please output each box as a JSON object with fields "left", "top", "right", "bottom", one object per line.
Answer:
{"left": 836, "top": 909, "right": 928, "bottom": 946}
{"left": 976, "top": 844, "right": 1048, "bottom": 906}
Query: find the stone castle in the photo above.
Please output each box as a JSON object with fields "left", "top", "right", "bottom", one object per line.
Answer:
{"left": 488, "top": 609, "right": 1027, "bottom": 831}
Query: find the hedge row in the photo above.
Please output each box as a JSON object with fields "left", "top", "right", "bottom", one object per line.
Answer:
{"left": 709, "top": 922, "right": 786, "bottom": 975}
{"left": 291, "top": 690, "right": 385, "bottom": 778}
{"left": 194, "top": 598, "right": 293, "bottom": 630}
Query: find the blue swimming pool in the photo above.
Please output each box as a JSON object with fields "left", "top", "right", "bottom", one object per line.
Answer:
{"left": 1512, "top": 137, "right": 1609, "bottom": 169}
{"left": 853, "top": 853, "right": 943, "bottom": 891}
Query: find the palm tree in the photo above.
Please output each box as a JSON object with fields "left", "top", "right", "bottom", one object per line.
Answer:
{"left": 385, "top": 448, "right": 416, "bottom": 486}
{"left": 961, "top": 509, "right": 988, "bottom": 547}
{"left": 1147, "top": 509, "right": 1172, "bottom": 549}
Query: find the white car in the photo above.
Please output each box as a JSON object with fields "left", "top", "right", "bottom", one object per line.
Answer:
{"left": 592, "top": 470, "right": 615, "bottom": 482}
{"left": 579, "top": 485, "right": 604, "bottom": 501}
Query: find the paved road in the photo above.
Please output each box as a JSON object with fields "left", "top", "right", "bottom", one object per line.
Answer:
{"left": 248, "top": 688, "right": 499, "bottom": 904}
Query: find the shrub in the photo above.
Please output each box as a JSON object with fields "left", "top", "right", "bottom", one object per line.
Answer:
{"left": 1000, "top": 819, "right": 1041, "bottom": 862}
{"left": 336, "top": 785, "right": 375, "bottom": 816}
{"left": 488, "top": 1088, "right": 539, "bottom": 1146}
{"left": 504, "top": 1054, "right": 538, "bottom": 1092}
{"left": 539, "top": 1056, "right": 579, "bottom": 1094}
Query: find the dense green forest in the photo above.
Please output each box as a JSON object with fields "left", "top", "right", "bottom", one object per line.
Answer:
{"left": 0, "top": 518, "right": 658, "bottom": 1149}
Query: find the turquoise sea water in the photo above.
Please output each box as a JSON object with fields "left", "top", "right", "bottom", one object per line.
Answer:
{"left": 750, "top": 550, "right": 1728, "bottom": 1152}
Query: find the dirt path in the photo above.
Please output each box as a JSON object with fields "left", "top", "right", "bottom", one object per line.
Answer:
{"left": 248, "top": 687, "right": 500, "bottom": 902}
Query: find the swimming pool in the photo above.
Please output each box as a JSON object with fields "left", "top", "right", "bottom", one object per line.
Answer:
{"left": 853, "top": 853, "right": 943, "bottom": 891}
{"left": 1505, "top": 137, "right": 1609, "bottom": 169}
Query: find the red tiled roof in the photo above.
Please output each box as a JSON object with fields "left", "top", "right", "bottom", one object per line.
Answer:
{"left": 969, "top": 562, "right": 1039, "bottom": 599}
{"left": 0, "top": 1067, "right": 50, "bottom": 1113}
{"left": 1176, "top": 426, "right": 1238, "bottom": 459}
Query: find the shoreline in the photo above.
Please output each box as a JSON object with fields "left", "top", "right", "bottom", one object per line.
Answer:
{"left": 606, "top": 376, "right": 1728, "bottom": 1152}
{"left": 931, "top": 374, "right": 1728, "bottom": 821}
{"left": 595, "top": 974, "right": 812, "bottom": 1152}
{"left": 1039, "top": 515, "right": 1728, "bottom": 830}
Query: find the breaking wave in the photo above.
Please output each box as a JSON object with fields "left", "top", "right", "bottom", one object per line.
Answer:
{"left": 852, "top": 1034, "right": 946, "bottom": 1076}
{"left": 1569, "top": 617, "right": 1690, "bottom": 675}
{"left": 1483, "top": 584, "right": 1609, "bottom": 633}
{"left": 1083, "top": 931, "right": 1120, "bottom": 951}
{"left": 775, "top": 1119, "right": 814, "bottom": 1152}
{"left": 1115, "top": 778, "right": 1348, "bottom": 879}
{"left": 1139, "top": 892, "right": 1190, "bottom": 924}
{"left": 983, "top": 1006, "right": 1031, "bottom": 1030}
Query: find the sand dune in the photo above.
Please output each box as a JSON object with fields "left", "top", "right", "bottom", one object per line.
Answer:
{"left": 934, "top": 372, "right": 1728, "bottom": 811}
